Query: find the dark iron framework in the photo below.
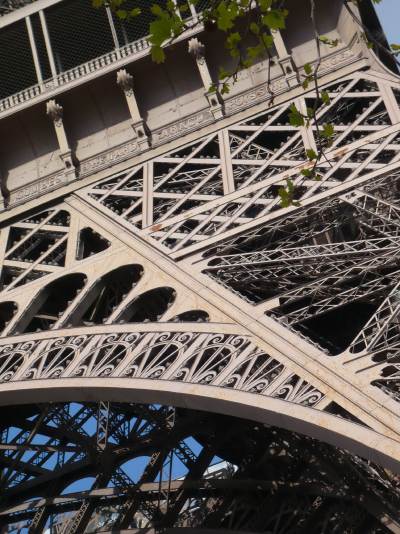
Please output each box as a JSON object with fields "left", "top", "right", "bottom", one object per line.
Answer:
{"left": 1, "top": 402, "right": 400, "bottom": 533}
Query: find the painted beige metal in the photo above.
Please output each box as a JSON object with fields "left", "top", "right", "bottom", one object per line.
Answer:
{"left": 0, "top": 0, "right": 400, "bottom": 476}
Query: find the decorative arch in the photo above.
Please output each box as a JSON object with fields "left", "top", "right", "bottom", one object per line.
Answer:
{"left": 117, "top": 287, "right": 176, "bottom": 323}
{"left": 68, "top": 263, "right": 144, "bottom": 327}
{"left": 0, "top": 301, "right": 17, "bottom": 333}
{"left": 0, "top": 324, "right": 399, "bottom": 473}
{"left": 0, "top": 378, "right": 399, "bottom": 474}
{"left": 13, "top": 273, "right": 87, "bottom": 334}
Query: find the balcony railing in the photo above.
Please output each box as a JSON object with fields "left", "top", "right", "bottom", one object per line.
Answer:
{"left": 0, "top": 16, "right": 200, "bottom": 115}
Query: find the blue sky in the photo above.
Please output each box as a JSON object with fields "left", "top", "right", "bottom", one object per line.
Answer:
{"left": 375, "top": 0, "right": 399, "bottom": 45}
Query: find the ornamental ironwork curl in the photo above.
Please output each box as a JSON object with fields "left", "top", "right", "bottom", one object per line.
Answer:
{"left": 0, "top": 325, "right": 325, "bottom": 409}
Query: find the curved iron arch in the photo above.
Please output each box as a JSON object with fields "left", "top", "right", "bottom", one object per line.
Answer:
{"left": 0, "top": 323, "right": 399, "bottom": 473}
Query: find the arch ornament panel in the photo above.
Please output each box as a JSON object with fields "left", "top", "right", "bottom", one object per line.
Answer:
{"left": 1, "top": 324, "right": 400, "bottom": 473}
{"left": 0, "top": 324, "right": 324, "bottom": 408}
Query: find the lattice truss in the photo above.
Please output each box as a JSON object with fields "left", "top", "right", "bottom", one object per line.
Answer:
{"left": 0, "top": 200, "right": 328, "bottom": 409}
{"left": 0, "top": 201, "right": 233, "bottom": 335}
{"left": 1, "top": 403, "right": 400, "bottom": 533}
{"left": 78, "top": 70, "right": 400, "bottom": 408}
{"left": 80, "top": 71, "right": 400, "bottom": 257}
{"left": 0, "top": 0, "right": 33, "bottom": 15}
{"left": 3, "top": 68, "right": 400, "bottom": 531}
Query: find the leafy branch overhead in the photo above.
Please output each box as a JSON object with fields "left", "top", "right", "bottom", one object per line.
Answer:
{"left": 93, "top": 0, "right": 399, "bottom": 207}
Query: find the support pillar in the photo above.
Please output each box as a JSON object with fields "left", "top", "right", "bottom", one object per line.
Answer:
{"left": 46, "top": 100, "right": 76, "bottom": 181}
{"left": 116, "top": 69, "right": 150, "bottom": 151}
{"left": 271, "top": 30, "right": 298, "bottom": 87}
{"left": 188, "top": 38, "right": 224, "bottom": 120}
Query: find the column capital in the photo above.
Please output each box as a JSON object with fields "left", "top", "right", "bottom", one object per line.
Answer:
{"left": 117, "top": 69, "right": 134, "bottom": 94}
{"left": 46, "top": 100, "right": 63, "bottom": 126}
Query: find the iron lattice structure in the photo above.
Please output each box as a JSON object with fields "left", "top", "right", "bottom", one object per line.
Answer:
{"left": 1, "top": 403, "right": 400, "bottom": 533}
{"left": 2, "top": 8, "right": 400, "bottom": 533}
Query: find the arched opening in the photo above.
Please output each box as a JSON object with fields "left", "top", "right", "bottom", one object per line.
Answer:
{"left": 14, "top": 273, "right": 87, "bottom": 334}
{"left": 62, "top": 477, "right": 96, "bottom": 495}
{"left": 70, "top": 264, "right": 143, "bottom": 326}
{"left": 117, "top": 456, "right": 151, "bottom": 485}
{"left": 117, "top": 287, "right": 176, "bottom": 323}
{"left": 169, "top": 310, "right": 210, "bottom": 322}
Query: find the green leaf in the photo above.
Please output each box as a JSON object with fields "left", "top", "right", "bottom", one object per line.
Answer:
{"left": 130, "top": 7, "right": 141, "bottom": 17}
{"left": 319, "top": 36, "right": 339, "bottom": 48}
{"left": 278, "top": 179, "right": 300, "bottom": 208}
{"left": 148, "top": 3, "right": 184, "bottom": 61}
{"left": 151, "top": 45, "right": 165, "bottom": 63}
{"left": 321, "top": 123, "right": 335, "bottom": 139}
{"left": 151, "top": 3, "right": 163, "bottom": 17}
{"left": 261, "top": 9, "right": 288, "bottom": 31}
{"left": 306, "top": 149, "right": 317, "bottom": 160}
{"left": 250, "top": 22, "right": 260, "bottom": 35}
{"left": 304, "top": 63, "right": 313, "bottom": 75}
{"left": 116, "top": 9, "right": 127, "bottom": 19}
{"left": 288, "top": 104, "right": 305, "bottom": 127}
{"left": 226, "top": 32, "right": 241, "bottom": 49}
{"left": 321, "top": 90, "right": 330, "bottom": 105}
{"left": 391, "top": 43, "right": 400, "bottom": 55}
{"left": 92, "top": 0, "right": 104, "bottom": 8}
{"left": 259, "top": 0, "right": 273, "bottom": 11}
{"left": 218, "top": 67, "right": 231, "bottom": 80}
{"left": 261, "top": 33, "right": 274, "bottom": 48}
{"left": 306, "top": 107, "right": 314, "bottom": 119}
{"left": 246, "top": 44, "right": 264, "bottom": 61}
{"left": 221, "top": 82, "right": 230, "bottom": 94}
{"left": 301, "top": 168, "right": 313, "bottom": 177}
{"left": 216, "top": 2, "right": 239, "bottom": 31}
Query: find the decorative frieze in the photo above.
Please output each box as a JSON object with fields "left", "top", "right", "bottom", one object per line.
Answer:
{"left": 0, "top": 325, "right": 325, "bottom": 410}
{"left": 79, "top": 140, "right": 139, "bottom": 177}
{"left": 9, "top": 172, "right": 66, "bottom": 206}
{"left": 152, "top": 109, "right": 213, "bottom": 145}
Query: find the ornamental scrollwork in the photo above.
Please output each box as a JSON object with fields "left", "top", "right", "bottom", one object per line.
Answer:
{"left": 0, "top": 327, "right": 325, "bottom": 409}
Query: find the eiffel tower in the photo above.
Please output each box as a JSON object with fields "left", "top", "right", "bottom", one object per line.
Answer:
{"left": 1, "top": 0, "right": 400, "bottom": 532}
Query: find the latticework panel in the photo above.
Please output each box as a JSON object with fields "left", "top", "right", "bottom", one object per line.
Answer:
{"left": 80, "top": 72, "right": 400, "bottom": 255}
{"left": 3, "top": 60, "right": 400, "bottom": 531}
